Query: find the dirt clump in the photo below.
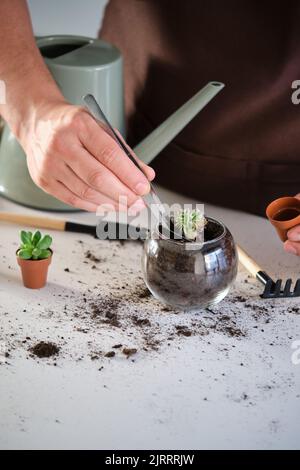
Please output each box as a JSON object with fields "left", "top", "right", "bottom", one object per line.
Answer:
{"left": 90, "top": 298, "right": 121, "bottom": 327}
{"left": 105, "top": 351, "right": 116, "bottom": 358}
{"left": 137, "top": 287, "right": 152, "bottom": 299}
{"left": 132, "top": 315, "right": 151, "bottom": 327}
{"left": 30, "top": 341, "right": 59, "bottom": 358}
{"left": 122, "top": 348, "right": 137, "bottom": 357}
{"left": 85, "top": 250, "right": 105, "bottom": 263}
{"left": 223, "top": 326, "right": 245, "bottom": 338}
{"left": 175, "top": 325, "right": 193, "bottom": 337}
{"left": 104, "top": 311, "right": 120, "bottom": 327}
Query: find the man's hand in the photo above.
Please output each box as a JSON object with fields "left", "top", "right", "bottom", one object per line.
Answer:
{"left": 19, "top": 101, "right": 155, "bottom": 212}
{"left": 0, "top": 1, "right": 154, "bottom": 213}
{"left": 284, "top": 194, "right": 300, "bottom": 256}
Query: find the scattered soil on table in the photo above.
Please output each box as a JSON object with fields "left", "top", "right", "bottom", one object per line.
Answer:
{"left": 89, "top": 298, "right": 121, "bottom": 327}
{"left": 3, "top": 238, "right": 293, "bottom": 370}
{"left": 30, "top": 341, "right": 59, "bottom": 358}
{"left": 288, "top": 306, "right": 300, "bottom": 314}
{"left": 231, "top": 295, "right": 247, "bottom": 303}
{"left": 2, "top": 237, "right": 299, "bottom": 414}
{"left": 85, "top": 250, "right": 105, "bottom": 263}
{"left": 122, "top": 348, "right": 137, "bottom": 358}
{"left": 223, "top": 326, "right": 245, "bottom": 338}
{"left": 103, "top": 311, "right": 120, "bottom": 327}
{"left": 176, "top": 325, "right": 193, "bottom": 337}
{"left": 132, "top": 315, "right": 151, "bottom": 327}
{"left": 105, "top": 351, "right": 116, "bottom": 358}
{"left": 136, "top": 286, "right": 152, "bottom": 299}
{"left": 64, "top": 284, "right": 250, "bottom": 359}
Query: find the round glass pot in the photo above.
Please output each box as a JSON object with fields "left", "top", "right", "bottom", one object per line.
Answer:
{"left": 141, "top": 217, "right": 238, "bottom": 311}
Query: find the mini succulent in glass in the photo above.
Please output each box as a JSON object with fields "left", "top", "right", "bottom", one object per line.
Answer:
{"left": 17, "top": 230, "right": 52, "bottom": 260}
{"left": 174, "top": 208, "right": 207, "bottom": 240}
{"left": 142, "top": 216, "right": 238, "bottom": 310}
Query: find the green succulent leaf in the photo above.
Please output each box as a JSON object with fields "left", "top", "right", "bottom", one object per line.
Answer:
{"left": 20, "top": 230, "right": 32, "bottom": 246}
{"left": 175, "top": 209, "right": 207, "bottom": 241}
{"left": 36, "top": 235, "right": 52, "bottom": 251}
{"left": 38, "top": 249, "right": 51, "bottom": 259}
{"left": 32, "top": 248, "right": 41, "bottom": 259}
{"left": 18, "top": 230, "right": 53, "bottom": 260}
{"left": 18, "top": 248, "right": 33, "bottom": 260}
{"left": 32, "top": 230, "right": 42, "bottom": 246}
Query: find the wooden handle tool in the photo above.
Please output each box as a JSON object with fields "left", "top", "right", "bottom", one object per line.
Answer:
{"left": 236, "top": 245, "right": 263, "bottom": 278}
{"left": 0, "top": 211, "right": 149, "bottom": 239}
{"left": 0, "top": 212, "right": 66, "bottom": 231}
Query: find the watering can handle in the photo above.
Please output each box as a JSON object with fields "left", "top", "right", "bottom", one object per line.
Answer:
{"left": 133, "top": 81, "right": 225, "bottom": 165}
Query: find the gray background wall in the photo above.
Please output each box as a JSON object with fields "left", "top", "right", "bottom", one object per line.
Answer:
{"left": 27, "top": 0, "right": 108, "bottom": 37}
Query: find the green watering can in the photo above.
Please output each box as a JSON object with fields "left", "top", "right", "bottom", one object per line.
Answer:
{"left": 0, "top": 35, "right": 224, "bottom": 211}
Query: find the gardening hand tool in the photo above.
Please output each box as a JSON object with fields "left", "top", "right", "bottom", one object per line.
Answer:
{"left": 83, "top": 94, "right": 180, "bottom": 238}
{"left": 0, "top": 212, "right": 149, "bottom": 239}
{"left": 237, "top": 245, "right": 300, "bottom": 298}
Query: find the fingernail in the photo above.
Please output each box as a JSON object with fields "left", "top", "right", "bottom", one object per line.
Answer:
{"left": 148, "top": 167, "right": 156, "bottom": 180}
{"left": 287, "top": 231, "right": 300, "bottom": 242}
{"left": 135, "top": 181, "right": 150, "bottom": 196}
{"left": 284, "top": 243, "right": 297, "bottom": 255}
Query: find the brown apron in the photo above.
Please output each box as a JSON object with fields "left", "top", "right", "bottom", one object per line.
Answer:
{"left": 100, "top": 0, "right": 300, "bottom": 216}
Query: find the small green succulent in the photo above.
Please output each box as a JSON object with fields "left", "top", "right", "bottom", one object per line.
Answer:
{"left": 175, "top": 209, "right": 207, "bottom": 240}
{"left": 17, "top": 230, "right": 52, "bottom": 260}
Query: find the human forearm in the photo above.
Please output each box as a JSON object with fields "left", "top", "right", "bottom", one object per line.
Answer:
{"left": 0, "top": 0, "right": 64, "bottom": 138}
{"left": 0, "top": 0, "right": 154, "bottom": 213}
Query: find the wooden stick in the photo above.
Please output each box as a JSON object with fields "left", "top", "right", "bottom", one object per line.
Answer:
{"left": 237, "top": 245, "right": 262, "bottom": 278}
{"left": 0, "top": 212, "right": 66, "bottom": 231}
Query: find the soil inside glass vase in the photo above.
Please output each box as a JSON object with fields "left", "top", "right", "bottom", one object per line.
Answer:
{"left": 144, "top": 217, "right": 237, "bottom": 310}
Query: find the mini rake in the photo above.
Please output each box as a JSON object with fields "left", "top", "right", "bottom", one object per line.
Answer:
{"left": 237, "top": 245, "right": 300, "bottom": 299}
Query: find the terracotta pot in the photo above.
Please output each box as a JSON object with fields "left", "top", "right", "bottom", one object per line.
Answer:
{"left": 16, "top": 250, "right": 52, "bottom": 289}
{"left": 266, "top": 196, "right": 300, "bottom": 242}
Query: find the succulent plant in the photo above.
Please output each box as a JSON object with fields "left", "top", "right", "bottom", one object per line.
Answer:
{"left": 174, "top": 209, "right": 207, "bottom": 241}
{"left": 17, "top": 230, "right": 52, "bottom": 260}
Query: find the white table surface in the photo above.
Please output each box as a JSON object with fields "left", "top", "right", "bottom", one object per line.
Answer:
{"left": 0, "top": 187, "right": 299, "bottom": 450}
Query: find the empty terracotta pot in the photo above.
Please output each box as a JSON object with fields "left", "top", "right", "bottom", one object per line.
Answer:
{"left": 17, "top": 251, "right": 52, "bottom": 289}
{"left": 266, "top": 196, "right": 300, "bottom": 242}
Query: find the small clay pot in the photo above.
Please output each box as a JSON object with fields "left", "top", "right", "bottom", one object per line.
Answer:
{"left": 266, "top": 196, "right": 300, "bottom": 242}
{"left": 16, "top": 250, "right": 52, "bottom": 289}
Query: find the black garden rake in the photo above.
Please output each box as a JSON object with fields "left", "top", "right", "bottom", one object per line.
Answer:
{"left": 237, "top": 245, "right": 300, "bottom": 299}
